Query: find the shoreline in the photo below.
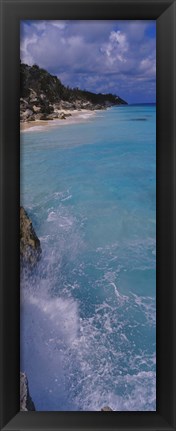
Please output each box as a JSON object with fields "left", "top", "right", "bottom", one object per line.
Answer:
{"left": 20, "top": 109, "right": 98, "bottom": 132}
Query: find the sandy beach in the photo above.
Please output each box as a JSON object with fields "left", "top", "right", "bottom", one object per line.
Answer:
{"left": 20, "top": 110, "right": 97, "bottom": 132}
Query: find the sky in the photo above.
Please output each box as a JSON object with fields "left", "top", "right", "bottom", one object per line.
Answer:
{"left": 20, "top": 20, "right": 156, "bottom": 104}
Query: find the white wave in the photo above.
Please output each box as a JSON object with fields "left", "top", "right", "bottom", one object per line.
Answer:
{"left": 132, "top": 293, "right": 156, "bottom": 326}
{"left": 110, "top": 281, "right": 128, "bottom": 302}
{"left": 61, "top": 194, "right": 72, "bottom": 202}
{"left": 21, "top": 273, "right": 156, "bottom": 411}
{"left": 21, "top": 287, "right": 80, "bottom": 410}
{"left": 47, "top": 211, "right": 57, "bottom": 222}
{"left": 20, "top": 204, "right": 155, "bottom": 411}
{"left": 47, "top": 211, "right": 74, "bottom": 229}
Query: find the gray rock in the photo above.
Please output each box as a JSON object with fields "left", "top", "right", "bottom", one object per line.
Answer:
{"left": 28, "top": 89, "right": 38, "bottom": 104}
{"left": 39, "top": 114, "right": 53, "bottom": 120}
{"left": 33, "top": 105, "right": 41, "bottom": 113}
{"left": 101, "top": 406, "right": 113, "bottom": 411}
{"left": 20, "top": 98, "right": 29, "bottom": 108}
{"left": 39, "top": 93, "right": 47, "bottom": 101}
{"left": 33, "top": 113, "right": 43, "bottom": 120}
{"left": 20, "top": 62, "right": 127, "bottom": 124}
{"left": 28, "top": 115, "right": 36, "bottom": 122}
{"left": 53, "top": 103, "right": 61, "bottom": 110}
{"left": 59, "top": 101, "right": 73, "bottom": 109}
{"left": 58, "top": 112, "right": 66, "bottom": 120}
{"left": 30, "top": 97, "right": 38, "bottom": 104}
{"left": 47, "top": 113, "right": 59, "bottom": 119}
{"left": 94, "top": 104, "right": 103, "bottom": 110}
{"left": 20, "top": 206, "right": 41, "bottom": 267}
{"left": 20, "top": 372, "right": 35, "bottom": 411}
{"left": 21, "top": 109, "right": 33, "bottom": 121}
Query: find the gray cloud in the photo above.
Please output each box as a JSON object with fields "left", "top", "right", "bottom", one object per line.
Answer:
{"left": 20, "top": 20, "right": 156, "bottom": 103}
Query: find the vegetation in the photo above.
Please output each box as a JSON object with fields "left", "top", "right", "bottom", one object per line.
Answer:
{"left": 20, "top": 62, "right": 127, "bottom": 107}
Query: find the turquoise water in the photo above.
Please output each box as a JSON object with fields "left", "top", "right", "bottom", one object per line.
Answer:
{"left": 20, "top": 105, "right": 156, "bottom": 411}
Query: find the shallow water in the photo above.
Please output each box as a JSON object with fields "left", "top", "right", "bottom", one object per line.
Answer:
{"left": 20, "top": 104, "right": 156, "bottom": 411}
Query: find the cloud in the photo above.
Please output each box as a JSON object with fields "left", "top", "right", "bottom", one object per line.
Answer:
{"left": 50, "top": 21, "right": 66, "bottom": 30}
{"left": 100, "top": 31, "right": 129, "bottom": 65}
{"left": 20, "top": 20, "right": 156, "bottom": 103}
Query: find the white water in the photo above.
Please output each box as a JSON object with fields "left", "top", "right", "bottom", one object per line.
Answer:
{"left": 20, "top": 105, "right": 156, "bottom": 410}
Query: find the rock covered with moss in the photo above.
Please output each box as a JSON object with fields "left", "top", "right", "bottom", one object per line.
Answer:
{"left": 20, "top": 206, "right": 41, "bottom": 267}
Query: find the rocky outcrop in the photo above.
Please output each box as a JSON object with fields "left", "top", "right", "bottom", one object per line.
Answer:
{"left": 101, "top": 406, "right": 113, "bottom": 411}
{"left": 20, "top": 206, "right": 41, "bottom": 267}
{"left": 20, "top": 372, "right": 35, "bottom": 411}
{"left": 20, "top": 63, "right": 127, "bottom": 122}
{"left": 19, "top": 372, "right": 113, "bottom": 412}
{"left": 19, "top": 370, "right": 113, "bottom": 412}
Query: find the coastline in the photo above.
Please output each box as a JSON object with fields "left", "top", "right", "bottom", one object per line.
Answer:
{"left": 20, "top": 109, "right": 97, "bottom": 132}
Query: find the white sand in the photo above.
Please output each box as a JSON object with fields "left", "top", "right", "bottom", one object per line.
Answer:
{"left": 20, "top": 110, "right": 97, "bottom": 133}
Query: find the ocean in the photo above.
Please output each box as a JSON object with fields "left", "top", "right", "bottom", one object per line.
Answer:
{"left": 20, "top": 104, "right": 156, "bottom": 411}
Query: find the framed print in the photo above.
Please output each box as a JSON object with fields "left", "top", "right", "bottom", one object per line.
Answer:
{"left": 0, "top": 0, "right": 176, "bottom": 430}
{"left": 19, "top": 19, "right": 157, "bottom": 414}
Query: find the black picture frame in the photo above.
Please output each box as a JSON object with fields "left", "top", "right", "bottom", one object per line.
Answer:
{"left": 0, "top": 0, "right": 176, "bottom": 430}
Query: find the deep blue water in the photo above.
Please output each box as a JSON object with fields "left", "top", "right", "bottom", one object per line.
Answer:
{"left": 20, "top": 105, "right": 156, "bottom": 411}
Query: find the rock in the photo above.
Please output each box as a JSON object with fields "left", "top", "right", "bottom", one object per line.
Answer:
{"left": 33, "top": 113, "right": 44, "bottom": 120}
{"left": 29, "top": 88, "right": 38, "bottom": 101}
{"left": 101, "top": 406, "right": 113, "bottom": 411}
{"left": 47, "top": 113, "right": 58, "bottom": 119}
{"left": 40, "top": 103, "right": 54, "bottom": 115}
{"left": 59, "top": 101, "right": 74, "bottom": 110}
{"left": 53, "top": 103, "right": 62, "bottom": 110}
{"left": 33, "top": 105, "right": 41, "bottom": 113}
{"left": 20, "top": 372, "right": 35, "bottom": 411}
{"left": 34, "top": 113, "right": 55, "bottom": 121}
{"left": 49, "top": 104, "right": 54, "bottom": 111}
{"left": 20, "top": 206, "right": 41, "bottom": 267}
{"left": 94, "top": 104, "right": 103, "bottom": 110}
{"left": 58, "top": 112, "right": 66, "bottom": 120}
{"left": 53, "top": 108, "right": 71, "bottom": 118}
{"left": 39, "top": 93, "right": 47, "bottom": 101}
{"left": 40, "top": 114, "right": 53, "bottom": 120}
{"left": 27, "top": 89, "right": 39, "bottom": 105}
{"left": 31, "top": 97, "right": 38, "bottom": 104}
{"left": 20, "top": 63, "right": 127, "bottom": 123}
{"left": 20, "top": 98, "right": 29, "bottom": 109}
{"left": 74, "top": 100, "right": 83, "bottom": 109}
{"left": 28, "top": 115, "right": 36, "bottom": 122}
{"left": 20, "top": 109, "right": 33, "bottom": 121}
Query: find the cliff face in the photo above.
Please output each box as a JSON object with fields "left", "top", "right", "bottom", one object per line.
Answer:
{"left": 20, "top": 63, "right": 127, "bottom": 122}
{"left": 20, "top": 372, "right": 35, "bottom": 411}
